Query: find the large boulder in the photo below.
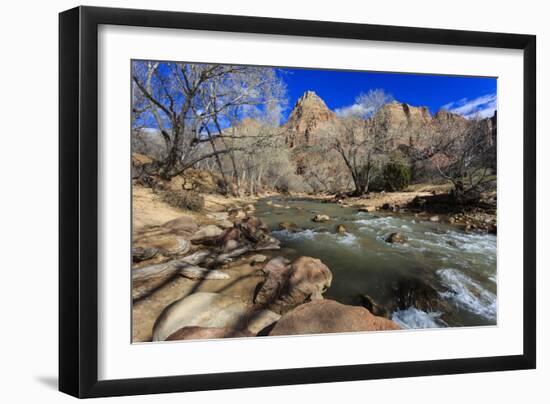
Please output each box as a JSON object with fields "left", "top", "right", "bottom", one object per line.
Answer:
{"left": 166, "top": 326, "right": 254, "bottom": 341}
{"left": 152, "top": 292, "right": 280, "bottom": 341}
{"left": 133, "top": 215, "right": 198, "bottom": 257}
{"left": 255, "top": 256, "right": 332, "bottom": 311}
{"left": 192, "top": 225, "right": 224, "bottom": 240}
{"left": 238, "top": 216, "right": 280, "bottom": 250}
{"left": 269, "top": 300, "right": 401, "bottom": 336}
{"left": 162, "top": 216, "right": 200, "bottom": 236}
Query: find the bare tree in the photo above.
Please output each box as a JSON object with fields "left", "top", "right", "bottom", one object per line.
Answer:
{"left": 331, "top": 89, "right": 396, "bottom": 195}
{"left": 425, "top": 115, "right": 496, "bottom": 203}
{"left": 132, "top": 61, "right": 286, "bottom": 182}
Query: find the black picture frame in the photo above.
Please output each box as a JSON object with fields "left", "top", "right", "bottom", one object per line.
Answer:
{"left": 59, "top": 5, "right": 536, "bottom": 398}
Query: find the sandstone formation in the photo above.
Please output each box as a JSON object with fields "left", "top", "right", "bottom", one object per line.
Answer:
{"left": 152, "top": 292, "right": 280, "bottom": 341}
{"left": 166, "top": 326, "right": 254, "bottom": 341}
{"left": 269, "top": 300, "right": 400, "bottom": 336}
{"left": 254, "top": 256, "right": 333, "bottom": 312}
{"left": 284, "top": 91, "right": 337, "bottom": 147}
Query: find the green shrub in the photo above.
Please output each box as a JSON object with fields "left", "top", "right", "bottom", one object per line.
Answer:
{"left": 162, "top": 190, "right": 204, "bottom": 211}
{"left": 382, "top": 160, "right": 411, "bottom": 191}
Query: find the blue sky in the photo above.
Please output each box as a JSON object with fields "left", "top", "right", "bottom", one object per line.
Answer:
{"left": 279, "top": 67, "right": 497, "bottom": 119}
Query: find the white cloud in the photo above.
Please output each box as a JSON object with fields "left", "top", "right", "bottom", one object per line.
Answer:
{"left": 335, "top": 103, "right": 375, "bottom": 118}
{"left": 442, "top": 93, "right": 497, "bottom": 119}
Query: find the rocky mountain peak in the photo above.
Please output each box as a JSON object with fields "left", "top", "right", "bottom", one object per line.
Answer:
{"left": 284, "top": 91, "right": 336, "bottom": 147}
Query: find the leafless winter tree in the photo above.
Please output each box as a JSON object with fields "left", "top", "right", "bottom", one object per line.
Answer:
{"left": 132, "top": 61, "right": 286, "bottom": 189}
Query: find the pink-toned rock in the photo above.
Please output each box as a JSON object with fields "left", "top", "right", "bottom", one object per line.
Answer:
{"left": 269, "top": 300, "right": 401, "bottom": 336}
{"left": 166, "top": 326, "right": 254, "bottom": 341}
{"left": 255, "top": 256, "right": 332, "bottom": 311}
{"left": 162, "top": 216, "right": 199, "bottom": 235}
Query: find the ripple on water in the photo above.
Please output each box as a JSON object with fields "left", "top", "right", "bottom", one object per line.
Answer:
{"left": 392, "top": 307, "right": 445, "bottom": 329}
{"left": 333, "top": 232, "right": 358, "bottom": 246}
{"left": 437, "top": 268, "right": 497, "bottom": 321}
{"left": 272, "top": 228, "right": 359, "bottom": 247}
{"left": 272, "top": 229, "right": 317, "bottom": 240}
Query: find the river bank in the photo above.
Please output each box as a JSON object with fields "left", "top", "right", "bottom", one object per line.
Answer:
{"left": 132, "top": 184, "right": 497, "bottom": 342}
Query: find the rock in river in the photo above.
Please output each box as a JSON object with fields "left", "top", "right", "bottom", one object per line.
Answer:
{"left": 336, "top": 224, "right": 347, "bottom": 234}
{"left": 268, "top": 300, "right": 401, "bottom": 336}
{"left": 255, "top": 256, "right": 332, "bottom": 311}
{"left": 152, "top": 292, "right": 280, "bottom": 341}
{"left": 385, "top": 232, "right": 406, "bottom": 244}
{"left": 279, "top": 221, "right": 299, "bottom": 232}
{"left": 312, "top": 214, "right": 330, "bottom": 222}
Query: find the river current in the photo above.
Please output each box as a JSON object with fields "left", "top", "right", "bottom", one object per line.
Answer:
{"left": 254, "top": 197, "right": 497, "bottom": 329}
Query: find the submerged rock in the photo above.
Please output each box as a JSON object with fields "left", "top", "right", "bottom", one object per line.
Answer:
{"left": 152, "top": 292, "right": 280, "bottom": 341}
{"left": 268, "top": 300, "right": 400, "bottom": 336}
{"left": 336, "top": 224, "right": 347, "bottom": 234}
{"left": 358, "top": 294, "right": 392, "bottom": 318}
{"left": 390, "top": 277, "right": 449, "bottom": 314}
{"left": 358, "top": 206, "right": 376, "bottom": 213}
{"left": 312, "top": 214, "right": 330, "bottom": 222}
{"left": 166, "top": 326, "right": 254, "bottom": 341}
{"left": 279, "top": 221, "right": 299, "bottom": 232}
{"left": 385, "top": 232, "right": 406, "bottom": 244}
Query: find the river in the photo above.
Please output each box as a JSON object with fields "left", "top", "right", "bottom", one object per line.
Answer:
{"left": 254, "top": 197, "right": 497, "bottom": 329}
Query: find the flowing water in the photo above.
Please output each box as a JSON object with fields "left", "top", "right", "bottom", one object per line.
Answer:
{"left": 254, "top": 197, "right": 497, "bottom": 329}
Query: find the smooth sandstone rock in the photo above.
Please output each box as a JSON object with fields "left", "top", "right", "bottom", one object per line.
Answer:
{"left": 249, "top": 254, "right": 268, "bottom": 265}
{"left": 162, "top": 216, "right": 200, "bottom": 235}
{"left": 269, "top": 300, "right": 401, "bottom": 336}
{"left": 192, "top": 224, "right": 224, "bottom": 240}
{"left": 179, "top": 265, "right": 230, "bottom": 280}
{"left": 255, "top": 256, "right": 332, "bottom": 310}
{"left": 152, "top": 292, "right": 280, "bottom": 341}
{"left": 133, "top": 216, "right": 198, "bottom": 256}
{"left": 166, "top": 326, "right": 254, "bottom": 341}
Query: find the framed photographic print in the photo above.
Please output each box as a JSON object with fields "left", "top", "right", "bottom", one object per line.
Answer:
{"left": 59, "top": 6, "right": 536, "bottom": 398}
